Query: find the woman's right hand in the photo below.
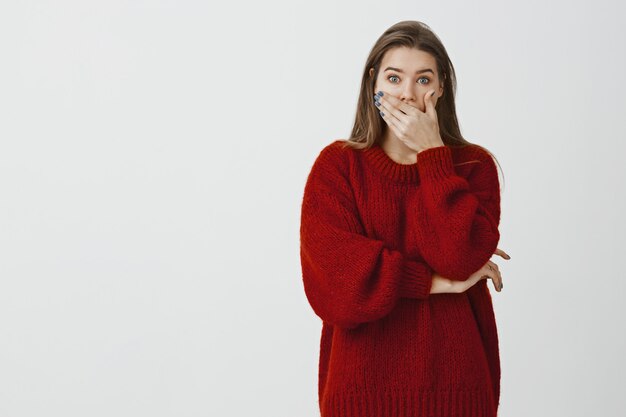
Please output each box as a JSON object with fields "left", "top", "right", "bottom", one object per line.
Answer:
{"left": 430, "top": 248, "right": 510, "bottom": 294}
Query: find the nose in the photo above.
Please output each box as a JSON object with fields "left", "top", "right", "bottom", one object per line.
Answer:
{"left": 399, "top": 82, "right": 417, "bottom": 103}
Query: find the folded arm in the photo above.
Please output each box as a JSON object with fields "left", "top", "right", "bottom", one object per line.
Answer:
{"left": 300, "top": 146, "right": 434, "bottom": 329}
{"left": 413, "top": 145, "right": 501, "bottom": 281}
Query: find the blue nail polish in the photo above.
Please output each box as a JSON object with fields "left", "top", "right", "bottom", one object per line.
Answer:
{"left": 379, "top": 111, "right": 384, "bottom": 116}
{"left": 375, "top": 101, "right": 380, "bottom": 107}
{"left": 376, "top": 91, "right": 384, "bottom": 97}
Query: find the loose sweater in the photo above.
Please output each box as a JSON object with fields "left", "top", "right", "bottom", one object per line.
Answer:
{"left": 299, "top": 139, "right": 502, "bottom": 417}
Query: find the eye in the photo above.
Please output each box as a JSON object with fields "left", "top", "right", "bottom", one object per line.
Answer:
{"left": 387, "top": 75, "right": 400, "bottom": 83}
{"left": 418, "top": 77, "right": 430, "bottom": 84}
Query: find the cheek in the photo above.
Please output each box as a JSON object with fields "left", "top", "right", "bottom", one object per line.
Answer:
{"left": 375, "top": 77, "right": 385, "bottom": 91}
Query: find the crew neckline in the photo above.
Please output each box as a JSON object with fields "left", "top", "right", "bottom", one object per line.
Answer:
{"left": 361, "top": 142, "right": 423, "bottom": 183}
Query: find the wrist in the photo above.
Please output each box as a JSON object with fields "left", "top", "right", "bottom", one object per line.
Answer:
{"left": 431, "top": 272, "right": 454, "bottom": 294}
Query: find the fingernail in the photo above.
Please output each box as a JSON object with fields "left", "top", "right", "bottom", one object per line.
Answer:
{"left": 430, "top": 91, "right": 435, "bottom": 97}
{"left": 375, "top": 101, "right": 380, "bottom": 107}
{"left": 376, "top": 91, "right": 384, "bottom": 97}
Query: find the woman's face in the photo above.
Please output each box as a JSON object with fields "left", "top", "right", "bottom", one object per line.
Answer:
{"left": 370, "top": 46, "right": 444, "bottom": 113}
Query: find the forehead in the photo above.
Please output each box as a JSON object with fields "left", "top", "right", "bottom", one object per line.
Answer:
{"left": 380, "top": 46, "right": 437, "bottom": 69}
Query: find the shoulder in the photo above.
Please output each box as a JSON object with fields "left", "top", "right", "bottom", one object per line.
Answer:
{"left": 308, "top": 139, "right": 355, "bottom": 178}
{"left": 315, "top": 139, "right": 356, "bottom": 163}
{"left": 450, "top": 143, "right": 498, "bottom": 175}
{"left": 449, "top": 143, "right": 500, "bottom": 189}
{"left": 450, "top": 143, "right": 495, "bottom": 164}
{"left": 304, "top": 139, "right": 358, "bottom": 197}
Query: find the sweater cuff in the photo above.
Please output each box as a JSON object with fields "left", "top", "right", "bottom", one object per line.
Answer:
{"left": 399, "top": 259, "right": 433, "bottom": 299}
{"left": 416, "top": 145, "right": 455, "bottom": 182}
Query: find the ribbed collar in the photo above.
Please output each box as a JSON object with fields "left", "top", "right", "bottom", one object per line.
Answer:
{"left": 361, "top": 142, "right": 423, "bottom": 184}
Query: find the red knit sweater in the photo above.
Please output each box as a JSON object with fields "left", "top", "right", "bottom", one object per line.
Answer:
{"left": 299, "top": 139, "right": 502, "bottom": 417}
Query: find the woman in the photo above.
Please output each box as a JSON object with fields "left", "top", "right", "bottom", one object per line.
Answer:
{"left": 299, "top": 20, "right": 511, "bottom": 417}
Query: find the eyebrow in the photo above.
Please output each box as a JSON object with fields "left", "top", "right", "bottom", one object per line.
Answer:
{"left": 384, "top": 66, "right": 434, "bottom": 75}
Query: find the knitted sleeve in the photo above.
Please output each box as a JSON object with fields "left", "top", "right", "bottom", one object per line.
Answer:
{"left": 414, "top": 145, "right": 501, "bottom": 281}
{"left": 299, "top": 147, "right": 434, "bottom": 330}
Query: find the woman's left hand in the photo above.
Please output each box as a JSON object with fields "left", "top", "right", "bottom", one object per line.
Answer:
{"left": 375, "top": 90, "right": 445, "bottom": 153}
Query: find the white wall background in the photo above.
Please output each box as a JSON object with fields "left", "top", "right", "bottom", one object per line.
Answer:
{"left": 1, "top": 0, "right": 625, "bottom": 416}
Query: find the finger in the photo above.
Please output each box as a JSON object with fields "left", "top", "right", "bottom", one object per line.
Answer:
{"left": 376, "top": 95, "right": 407, "bottom": 126}
{"left": 378, "top": 109, "right": 404, "bottom": 140}
{"left": 490, "top": 263, "right": 502, "bottom": 291}
{"left": 494, "top": 248, "right": 511, "bottom": 260}
{"left": 424, "top": 90, "right": 438, "bottom": 120}
{"left": 494, "top": 248, "right": 510, "bottom": 259}
{"left": 486, "top": 272, "right": 500, "bottom": 292}
{"left": 482, "top": 274, "right": 498, "bottom": 292}
{"left": 483, "top": 263, "right": 498, "bottom": 291}
{"left": 377, "top": 92, "right": 420, "bottom": 116}
{"left": 487, "top": 261, "right": 502, "bottom": 291}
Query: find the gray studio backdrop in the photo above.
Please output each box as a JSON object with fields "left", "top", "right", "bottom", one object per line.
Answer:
{"left": 1, "top": 1, "right": 624, "bottom": 416}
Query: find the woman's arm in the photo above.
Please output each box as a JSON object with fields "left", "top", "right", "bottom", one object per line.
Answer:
{"left": 412, "top": 145, "right": 501, "bottom": 281}
{"left": 300, "top": 146, "right": 434, "bottom": 330}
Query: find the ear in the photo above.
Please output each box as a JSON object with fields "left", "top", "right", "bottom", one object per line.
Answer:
{"left": 369, "top": 67, "right": 374, "bottom": 78}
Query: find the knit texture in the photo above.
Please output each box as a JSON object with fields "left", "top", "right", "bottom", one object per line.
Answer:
{"left": 299, "top": 139, "right": 502, "bottom": 417}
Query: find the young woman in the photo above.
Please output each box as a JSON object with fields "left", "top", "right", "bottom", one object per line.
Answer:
{"left": 299, "top": 20, "right": 511, "bottom": 417}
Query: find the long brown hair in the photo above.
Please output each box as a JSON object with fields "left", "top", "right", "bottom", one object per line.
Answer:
{"left": 342, "top": 20, "right": 504, "bottom": 186}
